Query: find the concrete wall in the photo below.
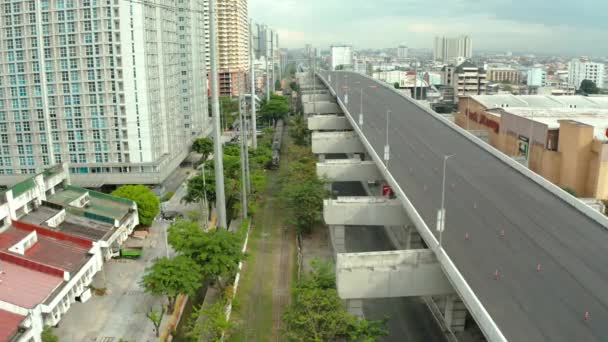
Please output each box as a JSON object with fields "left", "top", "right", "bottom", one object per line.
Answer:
{"left": 337, "top": 250, "right": 454, "bottom": 299}
{"left": 317, "top": 160, "right": 381, "bottom": 182}
{"left": 308, "top": 115, "right": 352, "bottom": 131}
{"left": 558, "top": 120, "right": 594, "bottom": 196}
{"left": 312, "top": 132, "right": 365, "bottom": 154}
{"left": 324, "top": 197, "right": 409, "bottom": 226}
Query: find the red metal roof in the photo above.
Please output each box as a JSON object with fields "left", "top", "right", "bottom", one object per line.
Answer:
{"left": 0, "top": 225, "right": 90, "bottom": 273}
{"left": 0, "top": 309, "right": 24, "bottom": 341}
{"left": 13, "top": 220, "right": 93, "bottom": 248}
{"left": 0, "top": 260, "right": 62, "bottom": 308}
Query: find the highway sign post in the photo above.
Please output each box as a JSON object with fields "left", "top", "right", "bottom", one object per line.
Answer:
{"left": 436, "top": 208, "right": 446, "bottom": 246}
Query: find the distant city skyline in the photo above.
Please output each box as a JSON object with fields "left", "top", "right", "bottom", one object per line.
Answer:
{"left": 250, "top": 0, "right": 608, "bottom": 56}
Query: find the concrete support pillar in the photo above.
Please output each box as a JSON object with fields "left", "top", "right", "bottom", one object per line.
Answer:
{"left": 337, "top": 250, "right": 454, "bottom": 298}
{"left": 405, "top": 225, "right": 424, "bottom": 249}
{"left": 311, "top": 131, "right": 365, "bottom": 155}
{"left": 308, "top": 115, "right": 351, "bottom": 131}
{"left": 329, "top": 225, "right": 346, "bottom": 256}
{"left": 434, "top": 294, "right": 467, "bottom": 333}
{"left": 346, "top": 299, "right": 364, "bottom": 318}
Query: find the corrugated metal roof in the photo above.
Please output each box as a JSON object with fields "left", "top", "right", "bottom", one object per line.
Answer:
{"left": 0, "top": 225, "right": 90, "bottom": 273}
{"left": 0, "top": 309, "right": 24, "bottom": 341}
{"left": 473, "top": 94, "right": 608, "bottom": 110}
{"left": 0, "top": 260, "right": 62, "bottom": 308}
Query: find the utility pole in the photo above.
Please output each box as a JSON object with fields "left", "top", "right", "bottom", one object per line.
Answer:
{"left": 266, "top": 29, "right": 270, "bottom": 102}
{"left": 209, "top": 0, "right": 227, "bottom": 228}
{"left": 249, "top": 19, "right": 257, "bottom": 149}
{"left": 242, "top": 75, "right": 251, "bottom": 196}
{"left": 271, "top": 33, "right": 275, "bottom": 93}
{"left": 239, "top": 94, "right": 248, "bottom": 218}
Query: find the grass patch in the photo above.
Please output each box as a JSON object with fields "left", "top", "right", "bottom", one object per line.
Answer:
{"left": 162, "top": 191, "right": 175, "bottom": 202}
{"left": 228, "top": 180, "right": 283, "bottom": 342}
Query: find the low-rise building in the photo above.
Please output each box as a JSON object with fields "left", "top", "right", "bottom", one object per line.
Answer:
{"left": 527, "top": 68, "right": 547, "bottom": 87}
{"left": 487, "top": 68, "right": 521, "bottom": 84}
{"left": 0, "top": 163, "right": 139, "bottom": 341}
{"left": 441, "top": 61, "right": 487, "bottom": 102}
{"left": 456, "top": 94, "right": 608, "bottom": 198}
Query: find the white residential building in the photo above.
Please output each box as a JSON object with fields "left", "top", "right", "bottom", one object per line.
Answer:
{"left": 527, "top": 68, "right": 547, "bottom": 87}
{"left": 568, "top": 58, "right": 605, "bottom": 89}
{"left": 434, "top": 36, "right": 472, "bottom": 63}
{"left": 331, "top": 45, "right": 353, "bottom": 70}
{"left": 397, "top": 45, "right": 408, "bottom": 59}
{"left": 0, "top": 0, "right": 210, "bottom": 187}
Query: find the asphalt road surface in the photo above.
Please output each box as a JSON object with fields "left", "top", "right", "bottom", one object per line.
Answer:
{"left": 323, "top": 71, "right": 608, "bottom": 342}
{"left": 332, "top": 181, "right": 447, "bottom": 342}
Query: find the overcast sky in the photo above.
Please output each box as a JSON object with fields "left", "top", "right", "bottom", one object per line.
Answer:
{"left": 250, "top": 0, "right": 608, "bottom": 56}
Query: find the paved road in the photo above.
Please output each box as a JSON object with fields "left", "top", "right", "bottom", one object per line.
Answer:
{"left": 332, "top": 181, "right": 447, "bottom": 342}
{"left": 324, "top": 71, "right": 608, "bottom": 341}
{"left": 55, "top": 219, "right": 173, "bottom": 341}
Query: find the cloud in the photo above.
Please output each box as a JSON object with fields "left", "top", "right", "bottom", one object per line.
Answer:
{"left": 250, "top": 0, "right": 608, "bottom": 55}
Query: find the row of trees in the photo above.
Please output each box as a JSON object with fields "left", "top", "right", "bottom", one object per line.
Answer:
{"left": 139, "top": 219, "right": 247, "bottom": 338}
{"left": 185, "top": 132, "right": 274, "bottom": 218}
{"left": 260, "top": 94, "right": 290, "bottom": 124}
{"left": 279, "top": 139, "right": 326, "bottom": 235}
{"left": 283, "top": 261, "right": 388, "bottom": 341}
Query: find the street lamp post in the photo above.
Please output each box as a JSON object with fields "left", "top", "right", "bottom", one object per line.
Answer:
{"left": 438, "top": 154, "right": 454, "bottom": 248}
{"left": 239, "top": 95, "right": 248, "bottom": 219}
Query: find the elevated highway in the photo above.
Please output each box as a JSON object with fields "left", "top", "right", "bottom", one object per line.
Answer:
{"left": 313, "top": 70, "right": 608, "bottom": 341}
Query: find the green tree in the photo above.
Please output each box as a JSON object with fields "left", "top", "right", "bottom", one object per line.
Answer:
{"left": 140, "top": 255, "right": 203, "bottom": 311}
{"left": 41, "top": 326, "right": 59, "bottom": 342}
{"left": 280, "top": 177, "right": 326, "bottom": 234}
{"left": 184, "top": 166, "right": 216, "bottom": 205}
{"left": 168, "top": 221, "right": 245, "bottom": 289}
{"left": 579, "top": 79, "right": 599, "bottom": 94}
{"left": 192, "top": 137, "right": 214, "bottom": 161}
{"left": 112, "top": 185, "right": 160, "bottom": 226}
{"left": 146, "top": 306, "right": 166, "bottom": 338}
{"left": 275, "top": 79, "right": 282, "bottom": 91}
{"left": 289, "top": 115, "right": 310, "bottom": 146}
{"left": 393, "top": 82, "right": 399, "bottom": 89}
{"left": 282, "top": 261, "right": 388, "bottom": 341}
{"left": 289, "top": 81, "right": 300, "bottom": 92}
{"left": 260, "top": 95, "right": 289, "bottom": 123}
{"left": 186, "top": 299, "right": 235, "bottom": 342}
